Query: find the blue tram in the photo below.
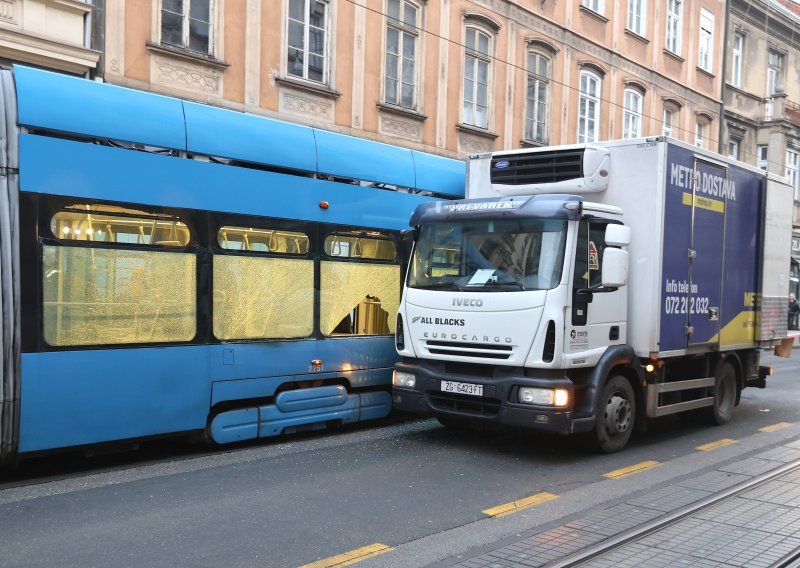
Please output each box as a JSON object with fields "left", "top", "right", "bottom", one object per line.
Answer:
{"left": 0, "top": 66, "right": 463, "bottom": 464}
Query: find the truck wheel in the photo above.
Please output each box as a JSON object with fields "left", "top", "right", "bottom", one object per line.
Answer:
{"left": 588, "top": 375, "right": 635, "bottom": 453}
{"left": 705, "top": 362, "right": 737, "bottom": 425}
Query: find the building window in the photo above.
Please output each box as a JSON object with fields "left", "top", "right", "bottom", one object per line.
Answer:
{"left": 728, "top": 139, "right": 740, "bottom": 160}
{"left": 161, "top": 0, "right": 212, "bottom": 54}
{"left": 765, "top": 50, "right": 784, "bottom": 120}
{"left": 787, "top": 149, "right": 800, "bottom": 201}
{"left": 385, "top": 0, "right": 420, "bottom": 109}
{"left": 695, "top": 120, "right": 706, "bottom": 148}
{"left": 731, "top": 32, "right": 743, "bottom": 88}
{"left": 583, "top": 0, "right": 604, "bottom": 14}
{"left": 623, "top": 88, "right": 643, "bottom": 139}
{"left": 287, "top": 0, "right": 329, "bottom": 83}
{"left": 627, "top": 0, "right": 646, "bottom": 36}
{"left": 463, "top": 26, "right": 492, "bottom": 129}
{"left": 662, "top": 107, "right": 675, "bottom": 136}
{"left": 578, "top": 70, "right": 601, "bottom": 144}
{"left": 757, "top": 145, "right": 768, "bottom": 170}
{"left": 525, "top": 52, "right": 550, "bottom": 144}
{"left": 697, "top": 9, "right": 714, "bottom": 72}
{"left": 665, "top": 0, "right": 682, "bottom": 55}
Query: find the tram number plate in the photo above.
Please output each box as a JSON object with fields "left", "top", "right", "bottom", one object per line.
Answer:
{"left": 441, "top": 380, "right": 483, "bottom": 397}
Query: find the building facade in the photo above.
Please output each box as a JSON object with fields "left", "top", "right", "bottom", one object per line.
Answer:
{"left": 103, "top": 0, "right": 725, "bottom": 158}
{"left": 721, "top": 0, "right": 800, "bottom": 295}
{"left": 0, "top": 0, "right": 99, "bottom": 75}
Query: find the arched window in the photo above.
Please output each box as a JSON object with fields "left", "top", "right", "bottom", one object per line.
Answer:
{"left": 463, "top": 25, "right": 493, "bottom": 129}
{"left": 578, "top": 70, "right": 601, "bottom": 143}
{"left": 525, "top": 51, "right": 551, "bottom": 143}
{"left": 662, "top": 100, "right": 681, "bottom": 137}
{"left": 695, "top": 114, "right": 712, "bottom": 148}
{"left": 384, "top": 0, "right": 421, "bottom": 109}
{"left": 623, "top": 88, "right": 643, "bottom": 139}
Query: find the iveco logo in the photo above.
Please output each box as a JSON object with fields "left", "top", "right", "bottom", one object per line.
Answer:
{"left": 495, "top": 161, "right": 510, "bottom": 169}
{"left": 453, "top": 298, "right": 483, "bottom": 307}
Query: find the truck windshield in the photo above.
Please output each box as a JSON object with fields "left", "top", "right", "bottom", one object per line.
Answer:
{"left": 408, "top": 218, "right": 567, "bottom": 291}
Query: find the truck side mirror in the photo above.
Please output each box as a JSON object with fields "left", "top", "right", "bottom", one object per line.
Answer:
{"left": 605, "top": 224, "right": 631, "bottom": 247}
{"left": 602, "top": 248, "right": 629, "bottom": 288}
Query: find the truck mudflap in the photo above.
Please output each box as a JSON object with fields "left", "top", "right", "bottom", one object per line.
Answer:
{"left": 392, "top": 361, "right": 596, "bottom": 435}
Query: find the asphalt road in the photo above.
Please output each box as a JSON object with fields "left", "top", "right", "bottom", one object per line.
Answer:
{"left": 1, "top": 353, "right": 799, "bottom": 568}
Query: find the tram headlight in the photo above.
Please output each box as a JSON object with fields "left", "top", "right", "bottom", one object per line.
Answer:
{"left": 393, "top": 371, "right": 416, "bottom": 388}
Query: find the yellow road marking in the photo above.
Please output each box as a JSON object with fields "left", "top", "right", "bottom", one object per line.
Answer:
{"left": 760, "top": 422, "right": 792, "bottom": 433}
{"left": 603, "top": 460, "right": 660, "bottom": 479}
{"left": 696, "top": 438, "right": 736, "bottom": 452}
{"left": 299, "top": 543, "right": 393, "bottom": 568}
{"left": 483, "top": 492, "right": 558, "bottom": 518}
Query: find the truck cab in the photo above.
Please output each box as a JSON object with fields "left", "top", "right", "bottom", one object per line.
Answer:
{"left": 393, "top": 194, "right": 637, "bottom": 452}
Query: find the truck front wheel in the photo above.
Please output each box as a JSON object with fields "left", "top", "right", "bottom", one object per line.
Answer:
{"left": 587, "top": 375, "right": 636, "bottom": 453}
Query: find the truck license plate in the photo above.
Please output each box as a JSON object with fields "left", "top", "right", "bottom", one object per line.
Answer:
{"left": 441, "top": 380, "right": 483, "bottom": 397}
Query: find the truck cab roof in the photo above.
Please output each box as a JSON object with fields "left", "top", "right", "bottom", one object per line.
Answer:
{"left": 409, "top": 194, "right": 584, "bottom": 226}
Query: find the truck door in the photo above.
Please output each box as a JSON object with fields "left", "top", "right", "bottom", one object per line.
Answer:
{"left": 567, "top": 219, "right": 624, "bottom": 359}
{"left": 687, "top": 159, "right": 727, "bottom": 348}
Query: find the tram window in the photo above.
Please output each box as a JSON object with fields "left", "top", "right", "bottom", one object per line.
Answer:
{"left": 320, "top": 262, "right": 400, "bottom": 336}
{"left": 42, "top": 245, "right": 196, "bottom": 346}
{"left": 218, "top": 226, "right": 309, "bottom": 254}
{"left": 52, "top": 205, "right": 190, "bottom": 247}
{"left": 213, "top": 256, "right": 314, "bottom": 340}
{"left": 324, "top": 231, "right": 397, "bottom": 260}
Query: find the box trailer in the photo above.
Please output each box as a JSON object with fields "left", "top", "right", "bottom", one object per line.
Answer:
{"left": 392, "top": 137, "right": 793, "bottom": 452}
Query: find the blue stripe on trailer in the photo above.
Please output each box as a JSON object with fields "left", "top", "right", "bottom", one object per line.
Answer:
{"left": 19, "top": 134, "right": 435, "bottom": 230}
{"left": 314, "top": 128, "right": 417, "bottom": 189}
{"left": 183, "top": 101, "right": 318, "bottom": 173}
{"left": 13, "top": 65, "right": 186, "bottom": 151}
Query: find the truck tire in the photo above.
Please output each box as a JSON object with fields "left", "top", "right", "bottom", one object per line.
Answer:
{"left": 705, "top": 362, "right": 737, "bottom": 425}
{"left": 587, "top": 375, "right": 635, "bottom": 453}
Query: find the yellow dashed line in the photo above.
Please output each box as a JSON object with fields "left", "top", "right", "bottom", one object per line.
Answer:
{"left": 483, "top": 492, "right": 559, "bottom": 518}
{"left": 299, "top": 543, "right": 393, "bottom": 568}
{"left": 603, "top": 460, "right": 660, "bottom": 479}
{"left": 760, "top": 422, "right": 792, "bottom": 433}
{"left": 696, "top": 438, "right": 737, "bottom": 452}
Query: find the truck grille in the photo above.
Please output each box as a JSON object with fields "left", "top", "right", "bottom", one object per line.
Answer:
{"left": 491, "top": 149, "right": 584, "bottom": 185}
{"left": 426, "top": 340, "right": 512, "bottom": 360}
{"left": 429, "top": 392, "right": 501, "bottom": 417}
{"left": 444, "top": 362, "right": 495, "bottom": 378}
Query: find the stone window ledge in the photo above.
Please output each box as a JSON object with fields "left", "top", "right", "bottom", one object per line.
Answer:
{"left": 662, "top": 49, "right": 685, "bottom": 63}
{"left": 276, "top": 76, "right": 342, "bottom": 99}
{"left": 624, "top": 29, "right": 650, "bottom": 45}
{"left": 696, "top": 66, "right": 715, "bottom": 79}
{"left": 377, "top": 102, "right": 427, "bottom": 122}
{"left": 578, "top": 6, "right": 609, "bottom": 23}
{"left": 520, "top": 138, "right": 548, "bottom": 148}
{"left": 457, "top": 123, "right": 498, "bottom": 139}
{"left": 146, "top": 42, "right": 229, "bottom": 70}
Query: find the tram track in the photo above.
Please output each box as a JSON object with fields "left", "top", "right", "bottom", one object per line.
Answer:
{"left": 543, "top": 458, "right": 800, "bottom": 568}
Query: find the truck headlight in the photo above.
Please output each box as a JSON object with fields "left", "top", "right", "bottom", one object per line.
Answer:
{"left": 519, "top": 387, "right": 569, "bottom": 407}
{"left": 393, "top": 371, "right": 416, "bottom": 388}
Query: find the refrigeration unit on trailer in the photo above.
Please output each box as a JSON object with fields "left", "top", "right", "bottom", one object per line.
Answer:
{"left": 392, "top": 137, "right": 794, "bottom": 452}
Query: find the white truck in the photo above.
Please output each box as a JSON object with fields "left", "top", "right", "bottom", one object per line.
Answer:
{"left": 392, "top": 137, "right": 793, "bottom": 452}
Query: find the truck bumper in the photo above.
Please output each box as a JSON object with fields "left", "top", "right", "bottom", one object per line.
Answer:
{"left": 392, "top": 361, "right": 595, "bottom": 435}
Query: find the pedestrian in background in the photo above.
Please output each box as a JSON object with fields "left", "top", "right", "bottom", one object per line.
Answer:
{"left": 788, "top": 293, "right": 799, "bottom": 330}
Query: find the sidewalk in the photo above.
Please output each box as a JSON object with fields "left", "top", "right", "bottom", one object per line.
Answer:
{"left": 438, "top": 442, "right": 800, "bottom": 568}
{"left": 363, "top": 425, "right": 800, "bottom": 568}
